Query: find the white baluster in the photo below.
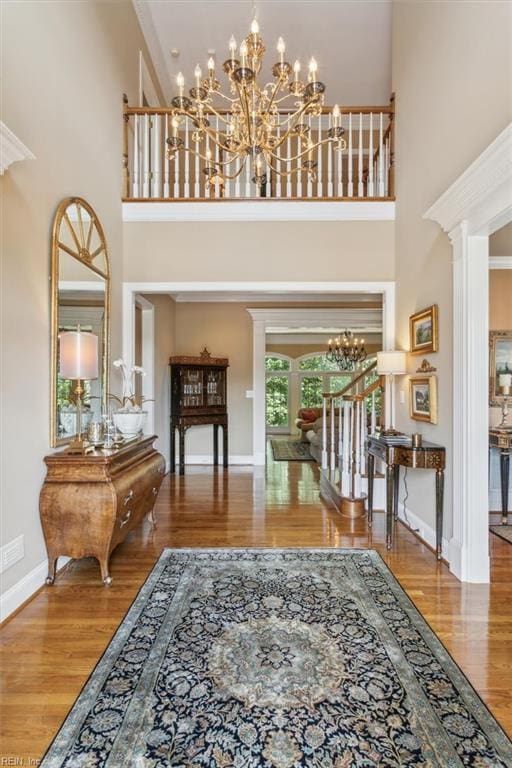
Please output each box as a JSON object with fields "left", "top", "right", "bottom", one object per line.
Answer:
{"left": 317, "top": 113, "right": 323, "bottom": 198}
{"left": 275, "top": 124, "right": 281, "bottom": 198}
{"left": 286, "top": 134, "right": 292, "bottom": 199}
{"left": 214, "top": 116, "right": 220, "bottom": 198}
{"left": 338, "top": 395, "right": 343, "bottom": 467}
{"left": 337, "top": 129, "right": 343, "bottom": 197}
{"left": 368, "top": 112, "right": 374, "bottom": 197}
{"left": 341, "top": 401, "right": 351, "bottom": 496}
{"left": 371, "top": 391, "right": 377, "bottom": 435}
{"left": 235, "top": 157, "right": 241, "bottom": 198}
{"left": 194, "top": 137, "right": 200, "bottom": 199}
{"left": 132, "top": 114, "right": 140, "bottom": 198}
{"left": 163, "top": 115, "right": 170, "bottom": 198}
{"left": 307, "top": 113, "right": 313, "bottom": 198}
{"left": 354, "top": 401, "right": 362, "bottom": 498}
{"left": 143, "top": 114, "right": 150, "bottom": 198}
{"left": 347, "top": 113, "right": 353, "bottom": 197}
{"left": 183, "top": 118, "right": 190, "bottom": 198}
{"left": 330, "top": 398, "right": 336, "bottom": 472}
{"left": 152, "top": 114, "right": 161, "bottom": 198}
{"left": 360, "top": 398, "right": 366, "bottom": 476}
{"left": 385, "top": 136, "right": 390, "bottom": 196}
{"left": 173, "top": 139, "right": 180, "bottom": 199}
{"left": 378, "top": 112, "right": 384, "bottom": 197}
{"left": 245, "top": 153, "right": 251, "bottom": 197}
{"left": 225, "top": 147, "right": 231, "bottom": 199}
{"left": 297, "top": 135, "right": 303, "bottom": 197}
{"left": 322, "top": 398, "right": 328, "bottom": 470}
{"left": 205, "top": 130, "right": 210, "bottom": 198}
{"left": 327, "top": 114, "right": 333, "bottom": 197}
{"left": 358, "top": 112, "right": 363, "bottom": 197}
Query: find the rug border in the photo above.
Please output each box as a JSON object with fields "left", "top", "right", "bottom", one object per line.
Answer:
{"left": 490, "top": 525, "right": 512, "bottom": 544}
{"left": 270, "top": 438, "right": 315, "bottom": 461}
{"left": 39, "top": 547, "right": 511, "bottom": 765}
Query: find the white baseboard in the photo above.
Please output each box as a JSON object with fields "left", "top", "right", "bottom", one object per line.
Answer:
{"left": 397, "top": 502, "right": 450, "bottom": 562}
{"left": 0, "top": 556, "right": 70, "bottom": 623}
{"left": 171, "top": 454, "right": 254, "bottom": 466}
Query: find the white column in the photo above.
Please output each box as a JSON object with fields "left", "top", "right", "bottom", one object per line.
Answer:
{"left": 450, "top": 222, "right": 490, "bottom": 582}
{"left": 252, "top": 319, "right": 266, "bottom": 465}
{"left": 330, "top": 398, "right": 336, "bottom": 471}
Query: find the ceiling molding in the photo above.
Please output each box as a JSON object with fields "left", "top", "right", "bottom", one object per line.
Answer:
{"left": 489, "top": 256, "right": 512, "bottom": 269}
{"left": 0, "top": 121, "right": 35, "bottom": 174}
{"left": 246, "top": 307, "right": 382, "bottom": 333}
{"left": 170, "top": 291, "right": 382, "bottom": 304}
{"left": 266, "top": 332, "right": 381, "bottom": 345}
{"left": 123, "top": 201, "right": 395, "bottom": 223}
{"left": 424, "top": 123, "right": 512, "bottom": 235}
{"left": 132, "top": 0, "right": 172, "bottom": 103}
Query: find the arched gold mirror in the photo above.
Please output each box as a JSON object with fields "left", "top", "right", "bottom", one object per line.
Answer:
{"left": 50, "top": 197, "right": 110, "bottom": 447}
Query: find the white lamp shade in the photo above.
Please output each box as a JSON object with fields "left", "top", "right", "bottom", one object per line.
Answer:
{"left": 377, "top": 350, "right": 407, "bottom": 375}
{"left": 59, "top": 331, "right": 99, "bottom": 380}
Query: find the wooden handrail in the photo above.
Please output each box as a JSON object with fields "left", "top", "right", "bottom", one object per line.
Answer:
{"left": 322, "top": 359, "right": 378, "bottom": 400}
{"left": 124, "top": 104, "right": 394, "bottom": 117}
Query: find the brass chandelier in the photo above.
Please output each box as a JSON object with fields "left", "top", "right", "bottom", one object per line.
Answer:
{"left": 327, "top": 331, "right": 367, "bottom": 371}
{"left": 166, "top": 17, "right": 347, "bottom": 189}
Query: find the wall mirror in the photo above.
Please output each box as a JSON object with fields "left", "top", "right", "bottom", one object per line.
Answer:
{"left": 50, "top": 197, "right": 110, "bottom": 446}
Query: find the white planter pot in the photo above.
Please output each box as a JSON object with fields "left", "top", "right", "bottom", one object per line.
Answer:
{"left": 113, "top": 411, "right": 147, "bottom": 438}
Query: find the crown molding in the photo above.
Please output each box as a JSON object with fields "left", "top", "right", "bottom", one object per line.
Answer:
{"left": 246, "top": 307, "right": 382, "bottom": 332}
{"left": 424, "top": 123, "right": 512, "bottom": 235}
{"left": 0, "top": 121, "right": 35, "bottom": 174}
{"left": 123, "top": 201, "right": 395, "bottom": 222}
{"left": 132, "top": 0, "right": 172, "bottom": 103}
{"left": 489, "top": 256, "right": 512, "bottom": 269}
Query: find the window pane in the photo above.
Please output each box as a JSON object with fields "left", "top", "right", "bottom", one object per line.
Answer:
{"left": 266, "top": 376, "right": 289, "bottom": 426}
{"left": 300, "top": 376, "right": 323, "bottom": 408}
{"left": 328, "top": 375, "right": 352, "bottom": 393}
{"left": 298, "top": 354, "right": 339, "bottom": 372}
{"left": 265, "top": 355, "right": 291, "bottom": 371}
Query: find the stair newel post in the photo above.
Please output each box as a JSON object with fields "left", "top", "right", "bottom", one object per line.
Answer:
{"left": 330, "top": 395, "right": 336, "bottom": 472}
{"left": 338, "top": 395, "right": 343, "bottom": 470}
{"left": 354, "top": 400, "right": 362, "bottom": 498}
{"left": 122, "top": 95, "right": 130, "bottom": 199}
{"left": 321, "top": 397, "right": 328, "bottom": 470}
{"left": 342, "top": 399, "right": 351, "bottom": 497}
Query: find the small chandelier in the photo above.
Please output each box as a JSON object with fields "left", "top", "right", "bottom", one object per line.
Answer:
{"left": 327, "top": 331, "right": 367, "bottom": 371}
{"left": 166, "top": 17, "right": 346, "bottom": 190}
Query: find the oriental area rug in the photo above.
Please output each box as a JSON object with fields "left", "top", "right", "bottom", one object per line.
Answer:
{"left": 271, "top": 439, "right": 314, "bottom": 461}
{"left": 41, "top": 549, "right": 512, "bottom": 767}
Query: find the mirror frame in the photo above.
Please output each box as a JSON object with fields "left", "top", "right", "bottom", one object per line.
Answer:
{"left": 50, "top": 197, "right": 111, "bottom": 447}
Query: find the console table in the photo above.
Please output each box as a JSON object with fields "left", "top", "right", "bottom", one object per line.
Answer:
{"left": 40, "top": 436, "right": 165, "bottom": 584}
{"left": 366, "top": 435, "right": 446, "bottom": 558}
{"left": 489, "top": 427, "right": 511, "bottom": 524}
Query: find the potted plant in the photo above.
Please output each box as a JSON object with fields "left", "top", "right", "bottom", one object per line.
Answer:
{"left": 109, "top": 359, "right": 150, "bottom": 438}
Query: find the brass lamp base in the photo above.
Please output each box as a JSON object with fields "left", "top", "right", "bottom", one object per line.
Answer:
{"left": 66, "top": 437, "right": 94, "bottom": 455}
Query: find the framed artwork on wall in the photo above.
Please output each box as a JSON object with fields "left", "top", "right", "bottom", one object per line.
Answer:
{"left": 409, "top": 376, "right": 438, "bottom": 424}
{"left": 489, "top": 330, "right": 512, "bottom": 406}
{"left": 409, "top": 305, "right": 438, "bottom": 355}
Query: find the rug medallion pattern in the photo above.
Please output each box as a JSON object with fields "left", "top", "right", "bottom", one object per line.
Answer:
{"left": 40, "top": 549, "right": 512, "bottom": 767}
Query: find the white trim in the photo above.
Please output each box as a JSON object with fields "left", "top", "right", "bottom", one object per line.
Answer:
{"left": 59, "top": 281, "right": 105, "bottom": 292}
{"left": 268, "top": 332, "right": 382, "bottom": 345}
{"left": 171, "top": 292, "right": 382, "bottom": 303}
{"left": 125, "top": 281, "right": 394, "bottom": 295}
{"left": 0, "top": 121, "right": 35, "bottom": 174}
{"left": 424, "top": 123, "right": 512, "bottom": 236}
{"left": 425, "top": 126, "right": 512, "bottom": 583}
{"left": 247, "top": 307, "right": 382, "bottom": 332}
{"left": 397, "top": 503, "right": 450, "bottom": 562}
{"left": 135, "top": 295, "right": 155, "bottom": 436}
{"left": 138, "top": 50, "right": 161, "bottom": 107}
{"left": 122, "top": 201, "right": 396, "bottom": 222}
{"left": 131, "top": 1, "right": 170, "bottom": 102}
{"left": 489, "top": 256, "right": 512, "bottom": 269}
{"left": 0, "top": 557, "right": 70, "bottom": 622}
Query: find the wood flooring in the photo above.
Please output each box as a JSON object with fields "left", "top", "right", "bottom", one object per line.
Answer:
{"left": 1, "top": 445, "right": 511, "bottom": 762}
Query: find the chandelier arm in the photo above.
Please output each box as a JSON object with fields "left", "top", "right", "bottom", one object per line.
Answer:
{"left": 262, "top": 72, "right": 285, "bottom": 121}
{"left": 218, "top": 159, "right": 247, "bottom": 181}
{"left": 270, "top": 102, "right": 314, "bottom": 151}
{"left": 268, "top": 137, "right": 335, "bottom": 165}
{"left": 178, "top": 145, "right": 240, "bottom": 170}
{"left": 234, "top": 79, "right": 253, "bottom": 149}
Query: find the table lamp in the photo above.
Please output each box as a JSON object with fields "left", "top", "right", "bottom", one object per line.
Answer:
{"left": 377, "top": 350, "right": 407, "bottom": 436}
{"left": 59, "top": 327, "right": 99, "bottom": 453}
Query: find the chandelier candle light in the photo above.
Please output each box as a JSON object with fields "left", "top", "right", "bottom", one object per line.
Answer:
{"left": 166, "top": 17, "right": 346, "bottom": 192}
{"left": 327, "top": 331, "right": 367, "bottom": 371}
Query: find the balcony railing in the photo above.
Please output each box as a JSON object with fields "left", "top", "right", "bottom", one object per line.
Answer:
{"left": 122, "top": 94, "right": 394, "bottom": 202}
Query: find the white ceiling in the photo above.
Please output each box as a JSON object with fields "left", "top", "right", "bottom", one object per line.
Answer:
{"left": 134, "top": 0, "right": 392, "bottom": 106}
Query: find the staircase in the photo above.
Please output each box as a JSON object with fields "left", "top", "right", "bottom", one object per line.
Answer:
{"left": 319, "top": 360, "right": 386, "bottom": 516}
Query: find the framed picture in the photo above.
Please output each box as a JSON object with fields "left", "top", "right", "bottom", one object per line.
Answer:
{"left": 409, "top": 305, "right": 438, "bottom": 355}
{"left": 489, "top": 330, "right": 512, "bottom": 406}
{"left": 409, "top": 376, "right": 438, "bottom": 424}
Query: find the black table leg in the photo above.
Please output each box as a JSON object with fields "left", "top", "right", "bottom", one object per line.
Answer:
{"left": 500, "top": 449, "right": 510, "bottom": 525}
{"left": 393, "top": 465, "right": 400, "bottom": 520}
{"left": 213, "top": 424, "right": 219, "bottom": 466}
{"left": 179, "top": 427, "right": 185, "bottom": 476}
{"left": 170, "top": 425, "right": 176, "bottom": 474}
{"left": 367, "top": 452, "right": 375, "bottom": 528}
{"left": 435, "top": 468, "right": 444, "bottom": 560}
{"left": 223, "top": 423, "right": 228, "bottom": 468}
{"left": 386, "top": 464, "right": 394, "bottom": 550}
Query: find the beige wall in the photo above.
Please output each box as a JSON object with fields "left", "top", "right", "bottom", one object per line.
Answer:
{"left": 392, "top": 0, "right": 512, "bottom": 534}
{"left": 123, "top": 221, "right": 395, "bottom": 282}
{"left": 0, "top": 1, "right": 155, "bottom": 596}
{"left": 173, "top": 303, "right": 254, "bottom": 457}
